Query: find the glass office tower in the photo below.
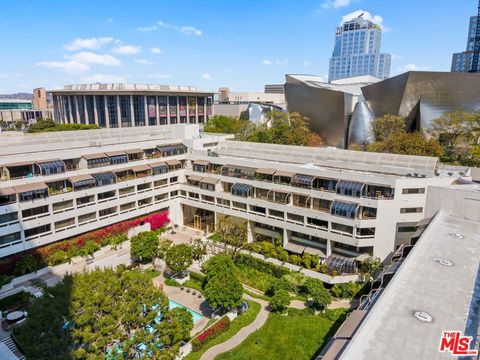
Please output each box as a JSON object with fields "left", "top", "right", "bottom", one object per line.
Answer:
{"left": 328, "top": 14, "right": 391, "bottom": 82}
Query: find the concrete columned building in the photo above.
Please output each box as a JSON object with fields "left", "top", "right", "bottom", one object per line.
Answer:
{"left": 329, "top": 14, "right": 391, "bottom": 82}
{"left": 0, "top": 124, "right": 467, "bottom": 280}
{"left": 50, "top": 83, "right": 214, "bottom": 128}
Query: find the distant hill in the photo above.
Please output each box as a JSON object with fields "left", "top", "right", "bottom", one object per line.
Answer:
{"left": 0, "top": 92, "right": 33, "bottom": 100}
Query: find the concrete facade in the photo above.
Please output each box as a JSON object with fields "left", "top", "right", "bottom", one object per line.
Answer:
{"left": 0, "top": 126, "right": 465, "bottom": 272}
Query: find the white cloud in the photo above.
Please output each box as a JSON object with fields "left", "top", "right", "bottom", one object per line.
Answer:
{"left": 138, "top": 25, "right": 158, "bottom": 32}
{"left": 112, "top": 45, "right": 142, "bottom": 55}
{"left": 180, "top": 26, "right": 202, "bottom": 36}
{"left": 66, "top": 52, "right": 121, "bottom": 66}
{"left": 341, "top": 10, "right": 384, "bottom": 26}
{"left": 147, "top": 73, "right": 173, "bottom": 80}
{"left": 261, "top": 59, "right": 288, "bottom": 66}
{"left": 0, "top": 73, "right": 9, "bottom": 79}
{"left": 391, "top": 54, "right": 403, "bottom": 60}
{"left": 201, "top": 73, "right": 211, "bottom": 80}
{"left": 36, "top": 60, "right": 89, "bottom": 73}
{"left": 321, "top": 0, "right": 351, "bottom": 9}
{"left": 134, "top": 59, "right": 154, "bottom": 65}
{"left": 397, "top": 63, "right": 431, "bottom": 72}
{"left": 156, "top": 20, "right": 202, "bottom": 36}
{"left": 65, "top": 37, "right": 115, "bottom": 51}
{"left": 303, "top": 61, "right": 311, "bottom": 67}
{"left": 106, "top": 18, "right": 113, "bottom": 23}
{"left": 81, "top": 74, "right": 126, "bottom": 83}
{"left": 150, "top": 47, "right": 162, "bottom": 54}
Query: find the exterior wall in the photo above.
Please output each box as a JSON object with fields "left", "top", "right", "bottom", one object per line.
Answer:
{"left": 33, "top": 88, "right": 48, "bottom": 110}
{"left": 0, "top": 110, "right": 53, "bottom": 124}
{"left": 0, "top": 125, "right": 462, "bottom": 263}
{"left": 51, "top": 92, "right": 213, "bottom": 127}
{"left": 213, "top": 103, "right": 249, "bottom": 118}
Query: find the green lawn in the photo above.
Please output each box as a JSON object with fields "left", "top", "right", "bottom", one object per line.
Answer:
{"left": 236, "top": 264, "right": 276, "bottom": 292}
{"left": 185, "top": 300, "right": 261, "bottom": 360}
{"left": 216, "top": 313, "right": 334, "bottom": 360}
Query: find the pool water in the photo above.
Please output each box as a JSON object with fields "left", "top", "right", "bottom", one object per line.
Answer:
{"left": 168, "top": 299, "right": 204, "bottom": 323}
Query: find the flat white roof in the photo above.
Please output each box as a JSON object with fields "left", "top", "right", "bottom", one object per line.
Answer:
{"left": 49, "top": 83, "right": 213, "bottom": 95}
{"left": 340, "top": 211, "right": 480, "bottom": 360}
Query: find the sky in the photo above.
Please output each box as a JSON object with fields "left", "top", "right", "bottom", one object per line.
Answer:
{"left": 0, "top": 0, "right": 477, "bottom": 94}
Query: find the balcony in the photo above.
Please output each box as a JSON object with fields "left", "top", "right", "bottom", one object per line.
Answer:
{"left": 221, "top": 165, "right": 256, "bottom": 180}
{"left": 47, "top": 179, "right": 73, "bottom": 196}
{"left": 0, "top": 187, "right": 16, "bottom": 206}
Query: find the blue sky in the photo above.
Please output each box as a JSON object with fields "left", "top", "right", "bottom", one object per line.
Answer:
{"left": 0, "top": 0, "right": 476, "bottom": 93}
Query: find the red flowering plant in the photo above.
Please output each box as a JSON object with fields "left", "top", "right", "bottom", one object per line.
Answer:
{"left": 0, "top": 210, "right": 170, "bottom": 281}
{"left": 191, "top": 316, "right": 231, "bottom": 351}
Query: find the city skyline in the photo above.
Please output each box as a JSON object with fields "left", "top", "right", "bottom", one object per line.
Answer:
{"left": 0, "top": 0, "right": 477, "bottom": 93}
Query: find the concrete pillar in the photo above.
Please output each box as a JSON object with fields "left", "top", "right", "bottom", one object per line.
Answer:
{"left": 247, "top": 220, "right": 254, "bottom": 243}
{"left": 74, "top": 96, "right": 81, "bottom": 124}
{"left": 160, "top": 96, "right": 164, "bottom": 125}
{"left": 116, "top": 95, "right": 122, "bottom": 128}
{"left": 83, "top": 95, "right": 88, "bottom": 124}
{"left": 282, "top": 228, "right": 288, "bottom": 247}
{"left": 130, "top": 95, "right": 135, "bottom": 127}
{"left": 93, "top": 96, "right": 99, "bottom": 126}
{"left": 144, "top": 95, "right": 149, "bottom": 126}
{"left": 104, "top": 96, "right": 110, "bottom": 128}
{"left": 326, "top": 239, "right": 332, "bottom": 256}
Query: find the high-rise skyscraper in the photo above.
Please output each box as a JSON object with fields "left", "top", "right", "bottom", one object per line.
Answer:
{"left": 451, "top": 1, "right": 480, "bottom": 73}
{"left": 328, "top": 14, "right": 391, "bottom": 82}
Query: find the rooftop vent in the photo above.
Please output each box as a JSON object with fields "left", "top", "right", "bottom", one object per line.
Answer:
{"left": 449, "top": 233, "right": 464, "bottom": 240}
{"left": 433, "top": 257, "right": 454, "bottom": 266}
{"left": 413, "top": 311, "right": 433, "bottom": 323}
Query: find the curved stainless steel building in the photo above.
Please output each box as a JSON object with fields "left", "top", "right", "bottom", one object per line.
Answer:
{"left": 285, "top": 72, "right": 480, "bottom": 148}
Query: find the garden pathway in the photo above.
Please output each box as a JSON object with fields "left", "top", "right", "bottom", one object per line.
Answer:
{"left": 199, "top": 294, "right": 269, "bottom": 360}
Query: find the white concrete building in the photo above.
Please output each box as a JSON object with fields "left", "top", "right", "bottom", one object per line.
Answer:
{"left": 0, "top": 125, "right": 466, "bottom": 275}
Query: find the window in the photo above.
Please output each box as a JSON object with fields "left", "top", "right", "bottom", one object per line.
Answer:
{"left": 170, "top": 176, "right": 178, "bottom": 183}
{"left": 269, "top": 209, "right": 284, "bottom": 218}
{"left": 400, "top": 207, "right": 423, "bottom": 214}
{"left": 232, "top": 201, "right": 247, "bottom": 210}
{"left": 99, "top": 206, "right": 117, "bottom": 217}
{"left": 250, "top": 205, "right": 266, "bottom": 214}
{"left": 87, "top": 157, "right": 110, "bottom": 169}
{"left": 77, "top": 195, "right": 94, "bottom": 205}
{"left": 37, "top": 160, "right": 66, "bottom": 176}
{"left": 52, "top": 200, "right": 74, "bottom": 212}
{"left": 133, "top": 95, "right": 145, "bottom": 126}
{"left": 107, "top": 95, "right": 118, "bottom": 128}
{"left": 22, "top": 205, "right": 49, "bottom": 218}
{"left": 120, "top": 95, "right": 131, "bottom": 127}
{"left": 402, "top": 188, "right": 425, "bottom": 195}
{"left": 98, "top": 190, "right": 116, "bottom": 200}
{"left": 154, "top": 179, "right": 168, "bottom": 187}
{"left": 147, "top": 96, "right": 157, "bottom": 126}
{"left": 96, "top": 95, "right": 106, "bottom": 127}
{"left": 0, "top": 232, "right": 21, "bottom": 246}
{"left": 307, "top": 217, "right": 328, "bottom": 229}
{"left": 78, "top": 212, "right": 96, "bottom": 223}
{"left": 331, "top": 222, "right": 353, "bottom": 234}
{"left": 109, "top": 155, "right": 128, "bottom": 165}
{"left": 24, "top": 224, "right": 51, "bottom": 238}
{"left": 137, "top": 183, "right": 152, "bottom": 191}
{"left": 18, "top": 188, "right": 48, "bottom": 202}
{"left": 155, "top": 193, "right": 168, "bottom": 202}
{"left": 170, "top": 190, "right": 178, "bottom": 197}
{"left": 336, "top": 180, "right": 365, "bottom": 197}
{"left": 0, "top": 212, "right": 18, "bottom": 225}
{"left": 398, "top": 226, "right": 417, "bottom": 233}
{"left": 287, "top": 213, "right": 304, "bottom": 223}
{"left": 92, "top": 172, "right": 116, "bottom": 187}
{"left": 55, "top": 217, "right": 75, "bottom": 230}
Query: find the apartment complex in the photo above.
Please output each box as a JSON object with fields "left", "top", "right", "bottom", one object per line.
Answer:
{"left": 0, "top": 125, "right": 463, "bottom": 274}
{"left": 50, "top": 83, "right": 214, "bottom": 127}
{"left": 328, "top": 14, "right": 391, "bottom": 82}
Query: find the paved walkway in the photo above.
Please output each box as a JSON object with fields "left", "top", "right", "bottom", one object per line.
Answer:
{"left": 199, "top": 294, "right": 269, "bottom": 360}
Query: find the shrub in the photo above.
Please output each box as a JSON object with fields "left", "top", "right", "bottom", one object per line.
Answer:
{"left": 287, "top": 307, "right": 316, "bottom": 317}
{"left": 191, "top": 316, "right": 231, "bottom": 351}
{"left": 289, "top": 255, "right": 303, "bottom": 266}
{"left": 323, "top": 308, "right": 350, "bottom": 322}
{"left": 301, "top": 253, "right": 319, "bottom": 269}
{"left": 164, "top": 278, "right": 180, "bottom": 287}
{"left": 330, "top": 282, "right": 364, "bottom": 299}
{"left": 47, "top": 250, "right": 69, "bottom": 266}
{"left": 235, "top": 253, "right": 289, "bottom": 278}
{"left": 269, "top": 289, "right": 291, "bottom": 313}
{"left": 303, "top": 278, "right": 332, "bottom": 310}
{"left": 165, "top": 244, "right": 193, "bottom": 275}
{"left": 266, "top": 277, "right": 294, "bottom": 297}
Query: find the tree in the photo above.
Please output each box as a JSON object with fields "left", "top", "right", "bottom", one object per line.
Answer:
{"left": 130, "top": 231, "right": 159, "bottom": 263}
{"left": 14, "top": 119, "right": 24, "bottom": 131}
{"left": 430, "top": 111, "right": 470, "bottom": 155}
{"left": 165, "top": 244, "right": 193, "bottom": 276}
{"left": 366, "top": 132, "right": 444, "bottom": 157}
{"left": 170, "top": 307, "right": 194, "bottom": 341}
{"left": 371, "top": 114, "right": 406, "bottom": 142}
{"left": 203, "top": 115, "right": 250, "bottom": 135}
{"left": 361, "top": 257, "right": 383, "bottom": 281}
{"left": 303, "top": 278, "right": 331, "bottom": 310}
{"left": 15, "top": 269, "right": 187, "bottom": 359}
{"left": 269, "top": 289, "right": 291, "bottom": 313}
{"left": 202, "top": 254, "right": 243, "bottom": 309}
{"left": 191, "top": 238, "right": 207, "bottom": 261}
{"left": 216, "top": 217, "right": 248, "bottom": 260}
{"left": 157, "top": 238, "right": 172, "bottom": 259}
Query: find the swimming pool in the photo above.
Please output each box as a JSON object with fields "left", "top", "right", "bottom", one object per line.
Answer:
{"left": 168, "top": 299, "right": 204, "bottom": 323}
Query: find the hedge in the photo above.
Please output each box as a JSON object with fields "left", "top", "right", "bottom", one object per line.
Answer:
{"left": 235, "top": 253, "right": 290, "bottom": 278}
